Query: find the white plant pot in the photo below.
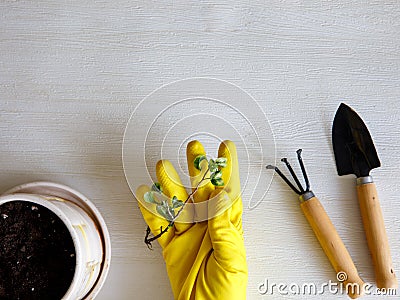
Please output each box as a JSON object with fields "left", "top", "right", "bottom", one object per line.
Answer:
{"left": 0, "top": 182, "right": 111, "bottom": 300}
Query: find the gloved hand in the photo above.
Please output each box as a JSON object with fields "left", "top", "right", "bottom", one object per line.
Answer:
{"left": 136, "top": 140, "right": 248, "bottom": 300}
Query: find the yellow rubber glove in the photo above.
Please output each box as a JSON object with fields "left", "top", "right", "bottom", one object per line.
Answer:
{"left": 136, "top": 140, "right": 248, "bottom": 300}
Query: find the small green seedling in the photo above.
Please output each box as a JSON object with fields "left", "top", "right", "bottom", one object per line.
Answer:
{"left": 144, "top": 155, "right": 227, "bottom": 249}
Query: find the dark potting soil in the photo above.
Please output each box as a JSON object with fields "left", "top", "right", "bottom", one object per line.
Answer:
{"left": 0, "top": 201, "right": 76, "bottom": 300}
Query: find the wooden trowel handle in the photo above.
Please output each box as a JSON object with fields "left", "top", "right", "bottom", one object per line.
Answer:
{"left": 357, "top": 182, "right": 398, "bottom": 289}
{"left": 301, "top": 197, "right": 365, "bottom": 299}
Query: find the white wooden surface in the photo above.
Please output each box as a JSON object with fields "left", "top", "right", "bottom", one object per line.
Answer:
{"left": 1, "top": 1, "right": 399, "bottom": 299}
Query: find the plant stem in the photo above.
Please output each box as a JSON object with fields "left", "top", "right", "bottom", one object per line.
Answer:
{"left": 144, "top": 168, "right": 210, "bottom": 249}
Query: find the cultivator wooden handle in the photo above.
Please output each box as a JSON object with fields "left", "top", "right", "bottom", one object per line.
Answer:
{"left": 301, "top": 195, "right": 364, "bottom": 299}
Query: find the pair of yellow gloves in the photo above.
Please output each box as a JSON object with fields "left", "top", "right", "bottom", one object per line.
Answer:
{"left": 136, "top": 140, "right": 248, "bottom": 300}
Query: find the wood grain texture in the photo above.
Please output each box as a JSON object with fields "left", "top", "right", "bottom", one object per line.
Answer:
{"left": 1, "top": 1, "right": 400, "bottom": 299}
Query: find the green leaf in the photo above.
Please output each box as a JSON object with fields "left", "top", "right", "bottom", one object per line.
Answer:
{"left": 156, "top": 205, "right": 168, "bottom": 219}
{"left": 211, "top": 178, "right": 224, "bottom": 186}
{"left": 194, "top": 155, "right": 207, "bottom": 170}
{"left": 156, "top": 204, "right": 175, "bottom": 221}
{"left": 215, "top": 157, "right": 227, "bottom": 168}
{"left": 156, "top": 197, "right": 178, "bottom": 221}
{"left": 151, "top": 182, "right": 163, "bottom": 193}
{"left": 210, "top": 170, "right": 222, "bottom": 180}
{"left": 172, "top": 196, "right": 184, "bottom": 208}
{"left": 144, "top": 192, "right": 157, "bottom": 204}
{"left": 208, "top": 159, "right": 218, "bottom": 173}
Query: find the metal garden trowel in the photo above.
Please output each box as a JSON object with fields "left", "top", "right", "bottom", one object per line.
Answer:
{"left": 332, "top": 103, "right": 397, "bottom": 289}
